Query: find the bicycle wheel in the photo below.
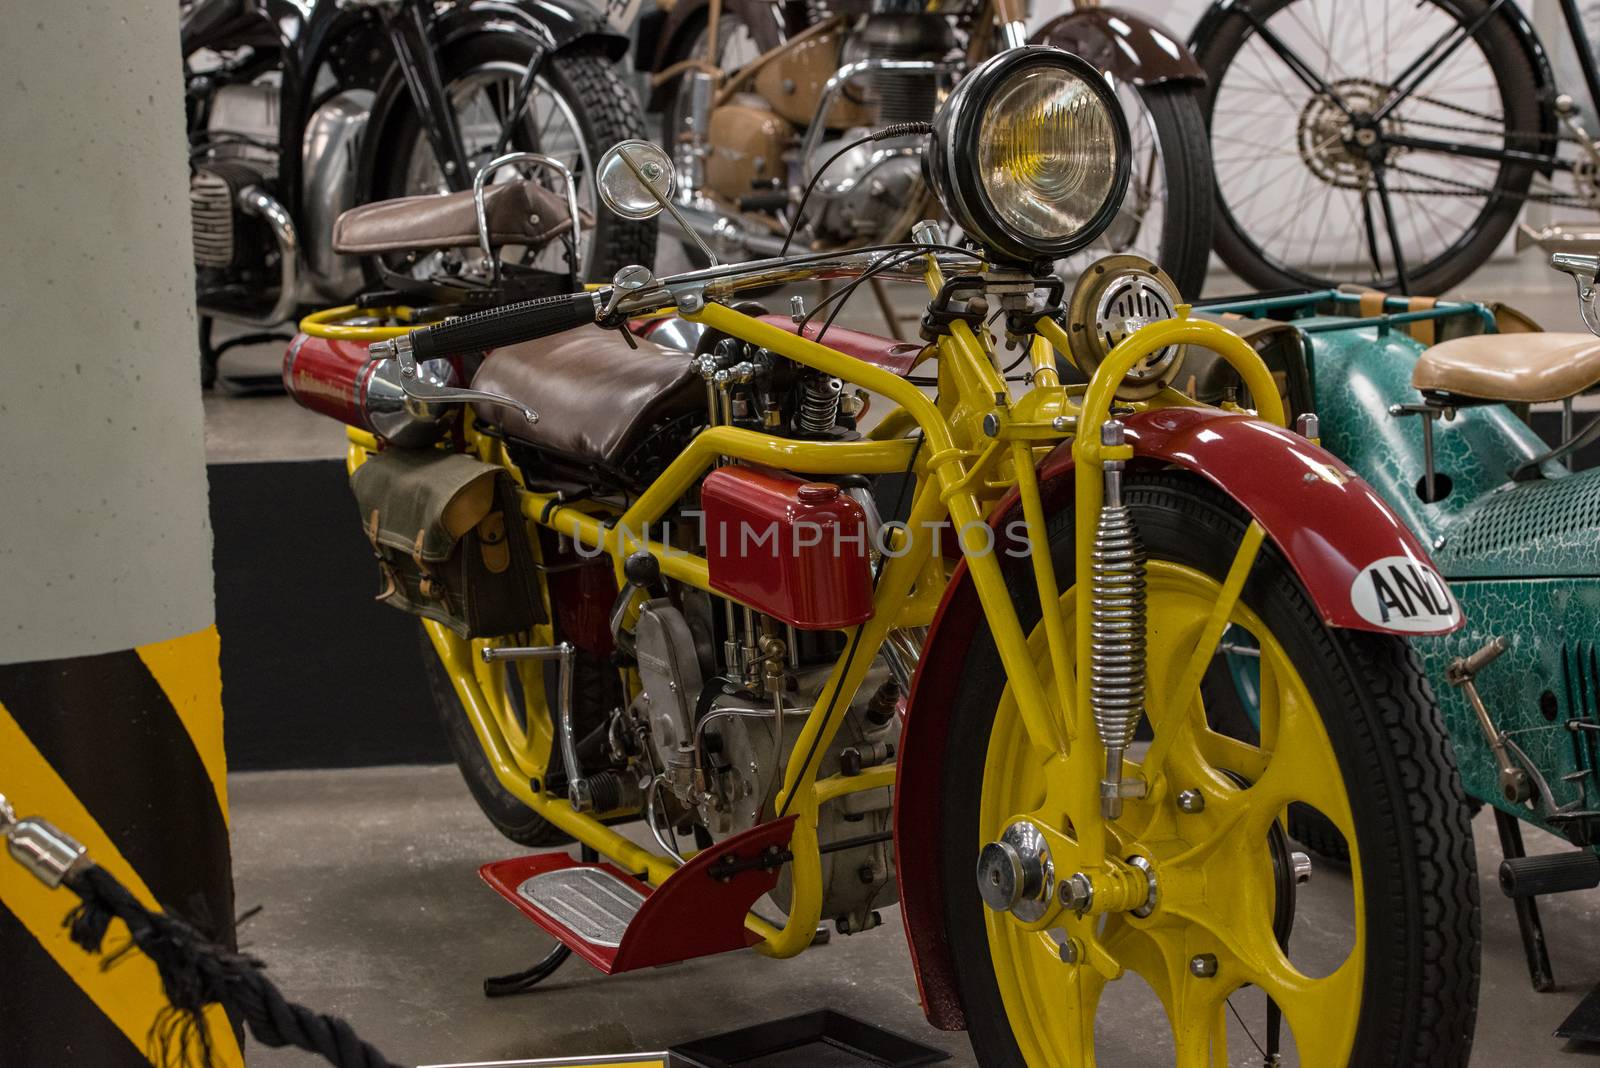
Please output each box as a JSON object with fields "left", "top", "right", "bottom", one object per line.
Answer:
{"left": 1196, "top": 0, "right": 1544, "bottom": 294}
{"left": 940, "top": 473, "right": 1479, "bottom": 1065}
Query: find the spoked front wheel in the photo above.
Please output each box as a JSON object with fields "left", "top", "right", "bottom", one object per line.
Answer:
{"left": 940, "top": 473, "right": 1478, "bottom": 1065}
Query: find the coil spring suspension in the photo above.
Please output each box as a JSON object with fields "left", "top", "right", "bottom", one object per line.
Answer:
{"left": 1091, "top": 420, "right": 1148, "bottom": 818}
{"left": 797, "top": 374, "right": 843, "bottom": 434}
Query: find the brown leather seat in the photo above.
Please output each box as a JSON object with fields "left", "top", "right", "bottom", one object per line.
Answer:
{"left": 471, "top": 326, "right": 701, "bottom": 467}
{"left": 1412, "top": 332, "right": 1600, "bottom": 404}
{"left": 332, "top": 181, "right": 572, "bottom": 255}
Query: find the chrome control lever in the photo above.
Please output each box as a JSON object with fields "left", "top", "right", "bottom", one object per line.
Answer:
{"left": 1553, "top": 253, "right": 1600, "bottom": 336}
{"left": 368, "top": 334, "right": 538, "bottom": 424}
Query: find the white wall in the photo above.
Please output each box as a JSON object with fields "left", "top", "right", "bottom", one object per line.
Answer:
{"left": 0, "top": 2, "right": 215, "bottom": 662}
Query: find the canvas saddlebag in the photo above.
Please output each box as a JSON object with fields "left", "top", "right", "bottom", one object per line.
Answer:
{"left": 350, "top": 449, "right": 543, "bottom": 638}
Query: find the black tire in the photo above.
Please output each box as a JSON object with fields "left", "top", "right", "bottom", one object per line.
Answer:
{"left": 1129, "top": 84, "right": 1215, "bottom": 301}
{"left": 371, "top": 37, "right": 656, "bottom": 283}
{"left": 940, "top": 472, "right": 1479, "bottom": 1065}
{"left": 420, "top": 629, "right": 618, "bottom": 847}
{"left": 1195, "top": 0, "right": 1543, "bottom": 294}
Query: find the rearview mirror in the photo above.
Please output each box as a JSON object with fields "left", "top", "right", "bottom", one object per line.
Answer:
{"left": 596, "top": 140, "right": 675, "bottom": 221}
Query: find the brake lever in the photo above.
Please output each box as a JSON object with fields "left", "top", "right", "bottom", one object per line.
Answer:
{"left": 1552, "top": 252, "right": 1600, "bottom": 336}
{"left": 369, "top": 335, "right": 538, "bottom": 425}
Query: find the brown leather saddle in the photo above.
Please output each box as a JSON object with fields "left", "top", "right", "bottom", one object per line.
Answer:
{"left": 1414, "top": 332, "right": 1600, "bottom": 405}
{"left": 471, "top": 326, "right": 703, "bottom": 471}
{"left": 332, "top": 180, "right": 574, "bottom": 256}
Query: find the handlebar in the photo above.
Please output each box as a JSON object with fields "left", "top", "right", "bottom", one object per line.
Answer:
{"left": 1552, "top": 252, "right": 1600, "bottom": 337}
{"left": 368, "top": 244, "right": 981, "bottom": 364}
{"left": 405, "top": 290, "right": 602, "bottom": 362}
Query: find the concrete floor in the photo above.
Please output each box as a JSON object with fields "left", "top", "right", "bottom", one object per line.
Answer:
{"left": 230, "top": 764, "right": 1600, "bottom": 1068}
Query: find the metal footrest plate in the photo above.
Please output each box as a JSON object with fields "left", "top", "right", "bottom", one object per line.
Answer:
{"left": 517, "top": 866, "right": 646, "bottom": 949}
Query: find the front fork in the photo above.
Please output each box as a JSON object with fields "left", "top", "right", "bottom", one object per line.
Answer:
{"left": 384, "top": 0, "right": 474, "bottom": 190}
{"left": 977, "top": 312, "right": 1288, "bottom": 944}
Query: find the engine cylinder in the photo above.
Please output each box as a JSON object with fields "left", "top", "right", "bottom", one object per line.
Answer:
{"left": 282, "top": 332, "right": 457, "bottom": 447}
{"left": 857, "top": 14, "right": 954, "bottom": 125}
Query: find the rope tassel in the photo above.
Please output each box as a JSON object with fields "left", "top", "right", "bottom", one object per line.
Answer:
{"left": 4, "top": 795, "right": 402, "bottom": 1068}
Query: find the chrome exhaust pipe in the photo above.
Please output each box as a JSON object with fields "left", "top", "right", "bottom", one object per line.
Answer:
{"left": 1517, "top": 220, "right": 1600, "bottom": 257}
{"left": 198, "top": 186, "right": 300, "bottom": 328}
{"left": 660, "top": 199, "right": 793, "bottom": 262}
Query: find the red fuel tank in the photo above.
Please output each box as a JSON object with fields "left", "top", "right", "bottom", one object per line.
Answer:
{"left": 281, "top": 332, "right": 457, "bottom": 447}
{"left": 701, "top": 467, "right": 874, "bottom": 631}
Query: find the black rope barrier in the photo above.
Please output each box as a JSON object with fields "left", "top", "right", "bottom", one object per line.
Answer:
{"left": 3, "top": 790, "right": 403, "bottom": 1068}
{"left": 61, "top": 863, "right": 405, "bottom": 1068}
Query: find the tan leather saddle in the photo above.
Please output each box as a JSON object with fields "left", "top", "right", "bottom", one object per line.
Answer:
{"left": 332, "top": 180, "right": 573, "bottom": 255}
{"left": 1413, "top": 332, "right": 1600, "bottom": 405}
{"left": 471, "top": 326, "right": 702, "bottom": 468}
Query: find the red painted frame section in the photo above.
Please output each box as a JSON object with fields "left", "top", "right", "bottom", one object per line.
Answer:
{"left": 893, "top": 406, "right": 1459, "bottom": 1028}
{"left": 480, "top": 815, "right": 798, "bottom": 974}
{"left": 757, "top": 315, "right": 926, "bottom": 377}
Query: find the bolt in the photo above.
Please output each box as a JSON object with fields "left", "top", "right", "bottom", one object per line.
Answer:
{"left": 640, "top": 161, "right": 663, "bottom": 181}
{"left": 1059, "top": 872, "right": 1093, "bottom": 913}
{"left": 1291, "top": 851, "right": 1313, "bottom": 886}
{"left": 1189, "top": 953, "right": 1218, "bottom": 978}
{"left": 1056, "top": 935, "right": 1081, "bottom": 964}
{"left": 983, "top": 413, "right": 1001, "bottom": 437}
{"left": 1052, "top": 415, "right": 1077, "bottom": 433}
{"left": 1176, "top": 789, "right": 1205, "bottom": 814}
{"left": 1356, "top": 129, "right": 1378, "bottom": 147}
{"left": 443, "top": 160, "right": 457, "bottom": 175}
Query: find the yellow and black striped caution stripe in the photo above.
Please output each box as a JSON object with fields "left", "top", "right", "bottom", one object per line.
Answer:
{"left": 0, "top": 626, "right": 242, "bottom": 1067}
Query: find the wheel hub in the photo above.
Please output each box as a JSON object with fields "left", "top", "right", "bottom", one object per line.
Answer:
{"left": 976, "top": 821, "right": 1055, "bottom": 922}
{"left": 1299, "top": 78, "right": 1403, "bottom": 188}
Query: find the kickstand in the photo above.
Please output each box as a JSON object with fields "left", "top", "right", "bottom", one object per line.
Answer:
{"left": 1495, "top": 807, "right": 1556, "bottom": 992}
{"left": 482, "top": 845, "right": 596, "bottom": 998}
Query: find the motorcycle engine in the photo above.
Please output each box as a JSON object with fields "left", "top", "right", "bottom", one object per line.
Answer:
{"left": 191, "top": 83, "right": 279, "bottom": 279}
{"left": 627, "top": 593, "right": 902, "bottom": 933}
{"left": 190, "top": 80, "right": 369, "bottom": 308}
{"left": 808, "top": 13, "right": 953, "bottom": 246}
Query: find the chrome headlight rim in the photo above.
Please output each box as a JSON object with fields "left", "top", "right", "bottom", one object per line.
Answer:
{"left": 931, "top": 46, "right": 1132, "bottom": 265}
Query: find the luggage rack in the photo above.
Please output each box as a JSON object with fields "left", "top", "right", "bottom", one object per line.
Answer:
{"left": 1197, "top": 288, "right": 1499, "bottom": 338}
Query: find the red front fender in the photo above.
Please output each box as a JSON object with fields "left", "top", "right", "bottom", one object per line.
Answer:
{"left": 893, "top": 405, "right": 1460, "bottom": 1029}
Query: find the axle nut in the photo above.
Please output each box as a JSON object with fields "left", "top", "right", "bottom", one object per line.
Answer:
{"left": 976, "top": 822, "right": 1054, "bottom": 922}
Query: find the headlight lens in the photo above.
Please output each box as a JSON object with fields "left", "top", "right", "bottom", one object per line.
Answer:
{"left": 929, "top": 47, "right": 1131, "bottom": 263}
{"left": 978, "top": 67, "right": 1122, "bottom": 243}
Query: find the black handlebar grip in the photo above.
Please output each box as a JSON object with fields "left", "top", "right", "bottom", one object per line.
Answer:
{"left": 1498, "top": 851, "right": 1600, "bottom": 898}
{"left": 410, "top": 290, "right": 600, "bottom": 361}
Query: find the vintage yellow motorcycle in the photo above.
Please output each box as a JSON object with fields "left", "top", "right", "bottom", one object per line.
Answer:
{"left": 287, "top": 46, "right": 1479, "bottom": 1066}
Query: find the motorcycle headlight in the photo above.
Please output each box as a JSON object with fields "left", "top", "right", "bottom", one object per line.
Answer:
{"left": 929, "top": 47, "right": 1131, "bottom": 264}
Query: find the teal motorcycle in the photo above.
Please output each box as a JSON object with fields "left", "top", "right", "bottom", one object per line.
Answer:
{"left": 1194, "top": 254, "right": 1600, "bottom": 1002}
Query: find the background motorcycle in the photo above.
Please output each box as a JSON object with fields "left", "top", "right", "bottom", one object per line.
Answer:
{"left": 181, "top": 0, "right": 655, "bottom": 386}
{"left": 636, "top": 0, "right": 1215, "bottom": 300}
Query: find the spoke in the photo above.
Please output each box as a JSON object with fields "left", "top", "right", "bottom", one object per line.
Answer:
{"left": 1372, "top": 167, "right": 1412, "bottom": 293}
{"left": 1144, "top": 524, "right": 1265, "bottom": 780}
{"left": 1239, "top": 7, "right": 1344, "bottom": 105}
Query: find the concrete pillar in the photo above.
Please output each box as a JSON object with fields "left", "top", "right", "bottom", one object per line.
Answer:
{"left": 0, "top": 3, "right": 240, "bottom": 1064}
